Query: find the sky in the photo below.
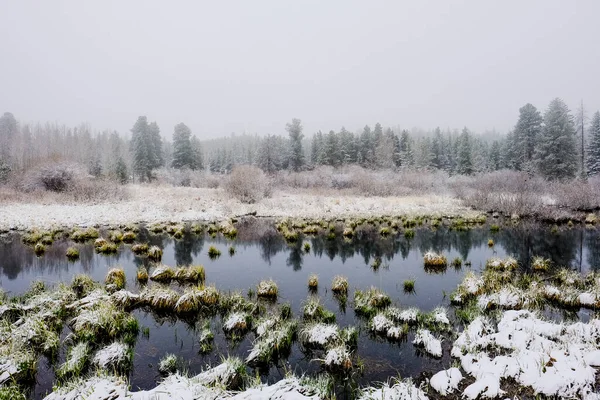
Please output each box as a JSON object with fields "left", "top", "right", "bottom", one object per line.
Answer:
{"left": 1, "top": 0, "right": 599, "bottom": 139}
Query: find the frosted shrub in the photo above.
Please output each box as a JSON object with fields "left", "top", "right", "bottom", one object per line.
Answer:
{"left": 225, "top": 165, "right": 271, "bottom": 203}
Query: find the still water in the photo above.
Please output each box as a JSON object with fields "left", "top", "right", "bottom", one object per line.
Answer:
{"left": 1, "top": 219, "right": 598, "bottom": 398}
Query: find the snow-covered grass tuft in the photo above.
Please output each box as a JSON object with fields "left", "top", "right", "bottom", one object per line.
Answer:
{"left": 303, "top": 297, "right": 336, "bottom": 323}
{"left": 56, "top": 342, "right": 90, "bottom": 379}
{"left": 354, "top": 287, "right": 391, "bottom": 316}
{"left": 331, "top": 275, "right": 348, "bottom": 294}
{"left": 452, "top": 309, "right": 600, "bottom": 399}
{"left": 256, "top": 279, "right": 278, "bottom": 298}
{"left": 412, "top": 329, "right": 442, "bottom": 357}
{"left": 358, "top": 377, "right": 428, "bottom": 400}
{"left": 92, "top": 341, "right": 131, "bottom": 370}
{"left": 105, "top": 268, "right": 126, "bottom": 291}
{"left": 423, "top": 251, "right": 447, "bottom": 270}
{"left": 430, "top": 367, "right": 463, "bottom": 395}
{"left": 300, "top": 323, "right": 340, "bottom": 348}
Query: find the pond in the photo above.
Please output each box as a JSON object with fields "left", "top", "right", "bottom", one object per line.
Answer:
{"left": 1, "top": 217, "right": 599, "bottom": 398}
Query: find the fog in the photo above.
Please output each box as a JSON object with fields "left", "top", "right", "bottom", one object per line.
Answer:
{"left": 1, "top": 0, "right": 599, "bottom": 138}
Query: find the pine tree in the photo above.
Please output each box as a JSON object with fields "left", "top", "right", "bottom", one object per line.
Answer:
{"left": 0, "top": 112, "right": 17, "bottom": 180}
{"left": 535, "top": 98, "right": 578, "bottom": 180}
{"left": 586, "top": 111, "right": 600, "bottom": 175}
{"left": 171, "top": 123, "right": 194, "bottom": 169}
{"left": 131, "top": 116, "right": 151, "bottom": 182}
{"left": 359, "top": 125, "right": 373, "bottom": 168}
{"left": 430, "top": 127, "right": 443, "bottom": 169}
{"left": 190, "top": 136, "right": 204, "bottom": 170}
{"left": 286, "top": 118, "right": 304, "bottom": 171}
{"left": 456, "top": 127, "right": 473, "bottom": 175}
{"left": 398, "top": 130, "right": 413, "bottom": 168}
{"left": 513, "top": 103, "right": 542, "bottom": 171}
{"left": 148, "top": 121, "right": 164, "bottom": 170}
{"left": 114, "top": 156, "right": 128, "bottom": 184}
{"left": 489, "top": 140, "right": 501, "bottom": 171}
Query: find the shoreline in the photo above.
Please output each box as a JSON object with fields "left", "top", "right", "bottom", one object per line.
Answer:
{"left": 0, "top": 185, "right": 479, "bottom": 232}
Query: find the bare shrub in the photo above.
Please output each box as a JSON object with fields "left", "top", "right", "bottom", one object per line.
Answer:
{"left": 155, "top": 168, "right": 222, "bottom": 189}
{"left": 12, "top": 162, "right": 128, "bottom": 203}
{"left": 225, "top": 165, "right": 271, "bottom": 203}
{"left": 552, "top": 178, "right": 600, "bottom": 211}
{"left": 450, "top": 170, "right": 545, "bottom": 215}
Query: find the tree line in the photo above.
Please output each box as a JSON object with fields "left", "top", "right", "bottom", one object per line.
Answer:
{"left": 1, "top": 97, "right": 599, "bottom": 183}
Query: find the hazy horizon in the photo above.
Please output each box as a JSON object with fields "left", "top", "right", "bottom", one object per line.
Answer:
{"left": 1, "top": 0, "right": 599, "bottom": 139}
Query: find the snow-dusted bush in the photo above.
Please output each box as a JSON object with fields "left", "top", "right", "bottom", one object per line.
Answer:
{"left": 225, "top": 165, "right": 271, "bottom": 203}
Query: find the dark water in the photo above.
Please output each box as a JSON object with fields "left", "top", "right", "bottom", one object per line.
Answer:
{"left": 1, "top": 219, "right": 599, "bottom": 398}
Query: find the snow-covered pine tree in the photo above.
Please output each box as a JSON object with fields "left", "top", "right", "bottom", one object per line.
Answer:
{"left": 534, "top": 98, "right": 578, "bottom": 180}
{"left": 286, "top": 118, "right": 304, "bottom": 171}
{"left": 190, "top": 136, "right": 204, "bottom": 170}
{"left": 456, "top": 127, "right": 473, "bottom": 175}
{"left": 171, "top": 123, "right": 194, "bottom": 169}
{"left": 586, "top": 111, "right": 600, "bottom": 176}
{"left": 514, "top": 103, "right": 542, "bottom": 171}
{"left": 398, "top": 130, "right": 414, "bottom": 168}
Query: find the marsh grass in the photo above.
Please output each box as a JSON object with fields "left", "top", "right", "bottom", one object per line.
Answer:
{"left": 158, "top": 353, "right": 179, "bottom": 375}
{"left": 56, "top": 342, "right": 90, "bottom": 380}
{"left": 308, "top": 274, "right": 319, "bottom": 290}
{"left": 229, "top": 246, "right": 236, "bottom": 256}
{"left": 96, "top": 242, "right": 118, "bottom": 254}
{"left": 532, "top": 256, "right": 551, "bottom": 272}
{"left": 403, "top": 228, "right": 415, "bottom": 239}
{"left": 136, "top": 267, "right": 148, "bottom": 283}
{"left": 303, "top": 242, "right": 311, "bottom": 253}
{"left": 208, "top": 246, "right": 221, "bottom": 259}
{"left": 66, "top": 247, "right": 79, "bottom": 260}
{"left": 34, "top": 243, "right": 45, "bottom": 256}
{"left": 371, "top": 257, "right": 382, "bottom": 270}
{"left": 331, "top": 276, "right": 348, "bottom": 294}
{"left": 71, "top": 274, "right": 97, "bottom": 298}
{"left": 131, "top": 243, "right": 149, "bottom": 255}
{"left": 403, "top": 279, "right": 415, "bottom": 293}
{"left": 354, "top": 287, "right": 391, "bottom": 316}
{"left": 452, "top": 257, "right": 463, "bottom": 269}
{"left": 109, "top": 231, "right": 123, "bottom": 243}
{"left": 257, "top": 279, "right": 278, "bottom": 299}
{"left": 140, "top": 287, "right": 180, "bottom": 312}
{"left": 122, "top": 231, "right": 136, "bottom": 243}
{"left": 147, "top": 246, "right": 163, "bottom": 262}
{"left": 71, "top": 227, "right": 99, "bottom": 242}
{"left": 488, "top": 239, "right": 495, "bottom": 247}
{"left": 303, "top": 297, "right": 336, "bottom": 323}
{"left": 423, "top": 251, "right": 447, "bottom": 272}
{"left": 105, "top": 268, "right": 126, "bottom": 291}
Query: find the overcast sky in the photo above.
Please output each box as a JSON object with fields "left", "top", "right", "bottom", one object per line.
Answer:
{"left": 1, "top": 0, "right": 599, "bottom": 138}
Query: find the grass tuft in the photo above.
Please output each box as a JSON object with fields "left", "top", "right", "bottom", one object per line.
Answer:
{"left": 208, "top": 246, "right": 221, "bottom": 259}
{"left": 66, "top": 247, "right": 80, "bottom": 260}
{"left": 147, "top": 245, "right": 163, "bottom": 261}
{"left": 331, "top": 275, "right": 349, "bottom": 294}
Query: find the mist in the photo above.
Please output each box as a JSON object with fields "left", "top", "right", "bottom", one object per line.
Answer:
{"left": 1, "top": 0, "right": 599, "bottom": 138}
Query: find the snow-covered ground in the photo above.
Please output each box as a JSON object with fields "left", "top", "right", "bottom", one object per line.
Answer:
{"left": 0, "top": 185, "right": 473, "bottom": 231}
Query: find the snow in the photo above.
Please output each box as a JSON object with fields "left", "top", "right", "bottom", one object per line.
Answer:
{"left": 477, "top": 288, "right": 521, "bottom": 309}
{"left": 223, "top": 312, "right": 248, "bottom": 331}
{"left": 431, "top": 307, "right": 449, "bottom": 325}
{"left": 324, "top": 346, "right": 351, "bottom": 368}
{"left": 302, "top": 324, "right": 339, "bottom": 346}
{"left": 359, "top": 379, "right": 429, "bottom": 400}
{"left": 412, "top": 329, "right": 442, "bottom": 357}
{"left": 256, "top": 318, "right": 277, "bottom": 337}
{"left": 43, "top": 371, "right": 320, "bottom": 399}
{"left": 0, "top": 185, "right": 472, "bottom": 231}
{"left": 578, "top": 292, "right": 597, "bottom": 306}
{"left": 93, "top": 342, "right": 128, "bottom": 369}
{"left": 429, "top": 367, "right": 462, "bottom": 395}
{"left": 0, "top": 360, "right": 18, "bottom": 384}
{"left": 371, "top": 313, "right": 394, "bottom": 333}
{"left": 387, "top": 326, "right": 405, "bottom": 339}
{"left": 453, "top": 310, "right": 600, "bottom": 398}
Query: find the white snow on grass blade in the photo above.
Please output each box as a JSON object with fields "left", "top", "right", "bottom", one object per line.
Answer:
{"left": 370, "top": 313, "right": 394, "bottom": 333}
{"left": 93, "top": 342, "right": 129, "bottom": 369}
{"left": 301, "top": 323, "right": 339, "bottom": 347}
{"left": 223, "top": 312, "right": 249, "bottom": 332}
{"left": 429, "top": 367, "right": 462, "bottom": 395}
{"left": 453, "top": 310, "right": 600, "bottom": 399}
{"left": 359, "top": 379, "right": 429, "bottom": 400}
{"left": 324, "top": 345, "right": 351, "bottom": 369}
{"left": 431, "top": 307, "right": 449, "bottom": 325}
{"left": 412, "top": 329, "right": 442, "bottom": 357}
